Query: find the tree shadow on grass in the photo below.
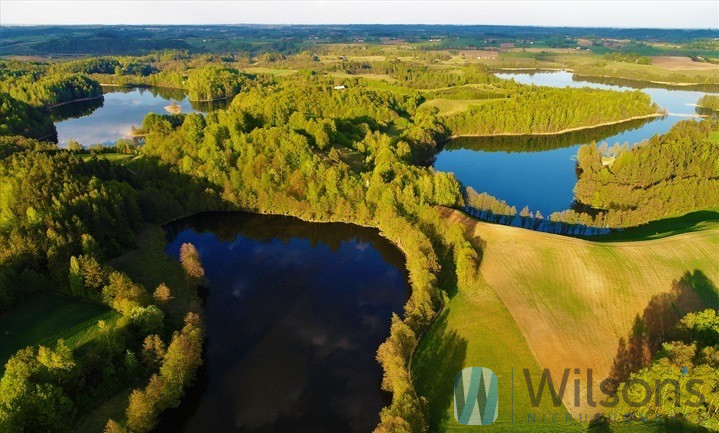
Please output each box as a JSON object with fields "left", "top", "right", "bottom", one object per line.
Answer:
{"left": 588, "top": 417, "right": 714, "bottom": 432}
{"left": 411, "top": 310, "right": 468, "bottom": 433}
{"left": 607, "top": 270, "right": 719, "bottom": 389}
{"left": 590, "top": 210, "right": 719, "bottom": 243}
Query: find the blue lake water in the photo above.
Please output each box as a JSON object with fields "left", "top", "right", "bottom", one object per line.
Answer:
{"left": 159, "top": 212, "right": 409, "bottom": 433}
{"left": 51, "top": 87, "right": 216, "bottom": 148}
{"left": 434, "top": 71, "right": 718, "bottom": 217}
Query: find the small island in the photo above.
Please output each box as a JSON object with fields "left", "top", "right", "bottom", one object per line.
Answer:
{"left": 164, "top": 100, "right": 182, "bottom": 114}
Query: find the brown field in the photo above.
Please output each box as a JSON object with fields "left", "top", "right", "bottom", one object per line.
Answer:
{"left": 459, "top": 49, "right": 499, "bottom": 59}
{"left": 441, "top": 207, "right": 719, "bottom": 414}
{"left": 651, "top": 56, "right": 719, "bottom": 70}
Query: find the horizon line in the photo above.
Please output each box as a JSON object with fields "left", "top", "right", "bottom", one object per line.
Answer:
{"left": 1, "top": 23, "right": 718, "bottom": 31}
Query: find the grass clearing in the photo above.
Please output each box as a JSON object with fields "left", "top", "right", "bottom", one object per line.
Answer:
{"left": 110, "top": 224, "right": 198, "bottom": 326}
{"left": 74, "top": 387, "right": 133, "bottom": 433}
{"left": 419, "top": 98, "right": 496, "bottom": 115}
{"left": 0, "top": 291, "right": 118, "bottom": 369}
{"left": 328, "top": 71, "right": 398, "bottom": 82}
{"left": 242, "top": 67, "right": 297, "bottom": 76}
{"left": 413, "top": 207, "right": 719, "bottom": 431}
{"left": 80, "top": 153, "right": 135, "bottom": 164}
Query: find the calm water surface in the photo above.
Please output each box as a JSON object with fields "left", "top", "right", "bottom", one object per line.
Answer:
{"left": 435, "top": 71, "right": 718, "bottom": 216}
{"left": 51, "top": 87, "right": 226, "bottom": 147}
{"left": 160, "top": 212, "right": 409, "bottom": 433}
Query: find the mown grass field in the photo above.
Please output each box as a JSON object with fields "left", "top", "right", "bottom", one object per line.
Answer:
{"left": 0, "top": 291, "right": 118, "bottom": 370}
{"left": 413, "top": 208, "right": 719, "bottom": 432}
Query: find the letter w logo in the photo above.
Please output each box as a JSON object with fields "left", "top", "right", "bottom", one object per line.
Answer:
{"left": 454, "top": 367, "right": 499, "bottom": 425}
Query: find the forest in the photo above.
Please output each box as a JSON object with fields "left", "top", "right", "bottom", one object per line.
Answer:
{"left": 0, "top": 62, "right": 103, "bottom": 108}
{"left": 0, "top": 94, "right": 56, "bottom": 140}
{"left": 2, "top": 25, "right": 717, "bottom": 57}
{"left": 0, "top": 38, "right": 717, "bottom": 432}
{"left": 443, "top": 85, "right": 659, "bottom": 136}
{"left": 698, "top": 95, "right": 719, "bottom": 111}
{"left": 0, "top": 64, "right": 475, "bottom": 432}
{"left": 556, "top": 119, "right": 719, "bottom": 228}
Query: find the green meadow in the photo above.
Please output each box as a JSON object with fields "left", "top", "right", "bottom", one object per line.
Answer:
{"left": 0, "top": 292, "right": 118, "bottom": 370}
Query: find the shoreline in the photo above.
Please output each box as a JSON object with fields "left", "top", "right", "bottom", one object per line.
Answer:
{"left": 490, "top": 67, "right": 566, "bottom": 72}
{"left": 448, "top": 112, "right": 665, "bottom": 139}
{"left": 45, "top": 94, "right": 103, "bottom": 110}
{"left": 188, "top": 96, "right": 228, "bottom": 102}
{"left": 573, "top": 73, "right": 719, "bottom": 89}
{"left": 491, "top": 67, "right": 719, "bottom": 89}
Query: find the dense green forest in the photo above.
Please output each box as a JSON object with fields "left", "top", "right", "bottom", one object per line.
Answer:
{"left": 0, "top": 138, "right": 218, "bottom": 432}
{"left": 0, "top": 68, "right": 102, "bottom": 108}
{"left": 185, "top": 66, "right": 248, "bottom": 101}
{"left": 444, "top": 86, "right": 659, "bottom": 135}
{"left": 0, "top": 42, "right": 717, "bottom": 432}
{"left": 698, "top": 95, "right": 719, "bottom": 111}
{"left": 0, "top": 64, "right": 480, "bottom": 432}
{"left": 552, "top": 119, "right": 719, "bottom": 228}
{"left": 0, "top": 94, "right": 56, "bottom": 139}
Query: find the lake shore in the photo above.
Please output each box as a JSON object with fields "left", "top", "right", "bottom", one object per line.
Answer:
{"left": 493, "top": 68, "right": 719, "bottom": 89}
{"left": 45, "top": 94, "right": 103, "bottom": 110}
{"left": 573, "top": 73, "right": 719, "bottom": 90}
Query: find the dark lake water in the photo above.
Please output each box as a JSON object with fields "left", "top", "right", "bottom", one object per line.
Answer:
{"left": 51, "top": 87, "right": 226, "bottom": 148}
{"left": 434, "top": 71, "right": 718, "bottom": 217}
{"left": 160, "top": 212, "right": 409, "bottom": 433}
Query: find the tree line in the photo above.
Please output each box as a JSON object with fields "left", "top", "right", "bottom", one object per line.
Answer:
{"left": 698, "top": 95, "right": 719, "bottom": 111}
{"left": 0, "top": 136, "right": 219, "bottom": 432}
{"left": 0, "top": 65, "right": 102, "bottom": 108}
{"left": 444, "top": 85, "right": 659, "bottom": 136}
{"left": 553, "top": 118, "right": 719, "bottom": 228}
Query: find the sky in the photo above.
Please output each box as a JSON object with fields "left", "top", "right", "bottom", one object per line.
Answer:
{"left": 1, "top": 0, "right": 718, "bottom": 29}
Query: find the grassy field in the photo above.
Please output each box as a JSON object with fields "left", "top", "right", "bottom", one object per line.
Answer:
{"left": 109, "top": 224, "right": 198, "bottom": 326}
{"left": 242, "top": 66, "right": 297, "bottom": 76}
{"left": 0, "top": 292, "right": 118, "bottom": 370}
{"left": 74, "top": 387, "right": 134, "bottom": 433}
{"left": 552, "top": 52, "right": 719, "bottom": 83}
{"left": 418, "top": 98, "right": 493, "bottom": 115}
{"left": 412, "top": 269, "right": 582, "bottom": 432}
{"left": 80, "top": 153, "right": 136, "bottom": 164}
{"left": 329, "top": 71, "right": 398, "bottom": 82}
{"left": 413, "top": 208, "right": 719, "bottom": 431}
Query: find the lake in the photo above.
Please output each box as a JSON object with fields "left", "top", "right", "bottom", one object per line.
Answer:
{"left": 434, "top": 71, "right": 718, "bottom": 217}
{"left": 51, "top": 86, "right": 226, "bottom": 148}
{"left": 159, "top": 212, "right": 409, "bottom": 433}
